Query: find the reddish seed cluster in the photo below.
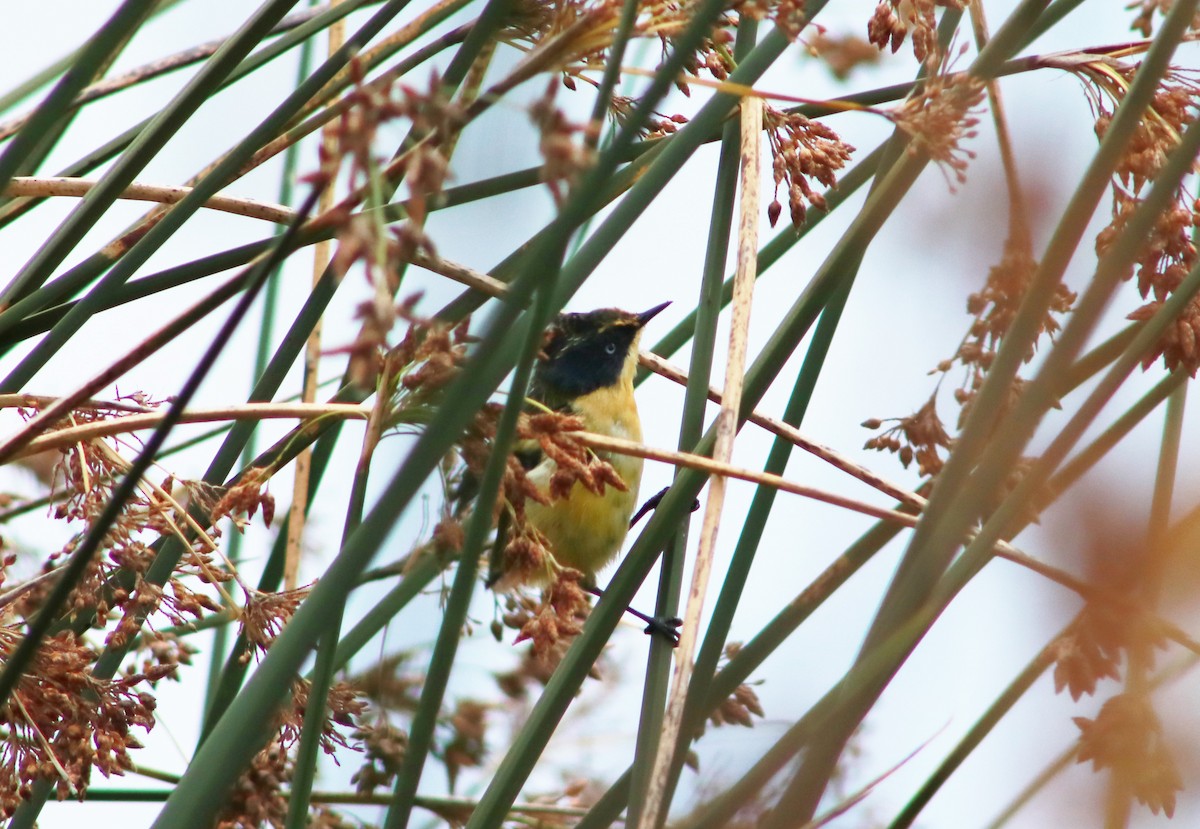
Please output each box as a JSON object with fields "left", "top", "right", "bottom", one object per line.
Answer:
{"left": 1129, "top": 294, "right": 1200, "bottom": 372}
{"left": 735, "top": 0, "right": 808, "bottom": 41}
{"left": 215, "top": 680, "right": 365, "bottom": 827}
{"left": 763, "top": 105, "right": 855, "bottom": 229}
{"left": 0, "top": 629, "right": 170, "bottom": 815}
{"left": 530, "top": 80, "right": 598, "bottom": 207}
{"left": 209, "top": 466, "right": 275, "bottom": 532}
{"left": 495, "top": 522, "right": 555, "bottom": 591}
{"left": 460, "top": 403, "right": 627, "bottom": 590}
{"left": 607, "top": 95, "right": 689, "bottom": 140}
{"left": 278, "top": 679, "right": 365, "bottom": 755}
{"left": 506, "top": 0, "right": 744, "bottom": 94}
{"left": 862, "top": 394, "right": 953, "bottom": 477}
{"left": 494, "top": 590, "right": 605, "bottom": 695}
{"left": 443, "top": 699, "right": 489, "bottom": 789}
{"left": 349, "top": 651, "right": 423, "bottom": 715}
{"left": 1078, "top": 64, "right": 1200, "bottom": 373}
{"left": 667, "top": 15, "right": 738, "bottom": 91}
{"left": 1053, "top": 604, "right": 1151, "bottom": 701}
{"left": 239, "top": 587, "right": 311, "bottom": 663}
{"left": 1074, "top": 693, "right": 1182, "bottom": 818}
{"left": 317, "top": 70, "right": 465, "bottom": 390}
{"left": 497, "top": 611, "right": 573, "bottom": 691}
{"left": 1127, "top": 0, "right": 1200, "bottom": 37}
{"left": 867, "top": 0, "right": 968, "bottom": 65}
{"left": 807, "top": 31, "right": 881, "bottom": 80}
{"left": 133, "top": 633, "right": 196, "bottom": 681}
{"left": 393, "top": 315, "right": 473, "bottom": 400}
{"left": 949, "top": 237, "right": 1076, "bottom": 427}
{"left": 342, "top": 655, "right": 423, "bottom": 797}
{"left": 350, "top": 719, "right": 408, "bottom": 796}
{"left": 1049, "top": 593, "right": 1180, "bottom": 818}
{"left": 0, "top": 387, "right": 344, "bottom": 817}
{"left": 891, "top": 68, "right": 985, "bottom": 188}
{"left": 966, "top": 242, "right": 1049, "bottom": 356}
{"left": 512, "top": 568, "right": 590, "bottom": 661}
{"left": 0, "top": 551, "right": 15, "bottom": 591}
{"left": 318, "top": 67, "right": 457, "bottom": 231}
{"left": 526, "top": 412, "right": 627, "bottom": 501}
{"left": 707, "top": 682, "right": 765, "bottom": 729}
{"left": 214, "top": 740, "right": 291, "bottom": 829}
{"left": 694, "top": 644, "right": 764, "bottom": 737}
{"left": 458, "top": 406, "right": 548, "bottom": 534}
{"left": 504, "top": 0, "right": 619, "bottom": 70}
{"left": 1055, "top": 588, "right": 1170, "bottom": 693}
{"left": 12, "top": 407, "right": 229, "bottom": 643}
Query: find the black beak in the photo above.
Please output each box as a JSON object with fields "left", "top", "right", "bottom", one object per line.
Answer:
{"left": 636, "top": 302, "right": 671, "bottom": 327}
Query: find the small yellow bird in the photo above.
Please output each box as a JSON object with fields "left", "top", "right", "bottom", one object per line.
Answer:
{"left": 521, "top": 302, "right": 670, "bottom": 581}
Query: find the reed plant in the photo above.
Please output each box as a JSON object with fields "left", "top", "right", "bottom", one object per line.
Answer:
{"left": 1, "top": 0, "right": 1199, "bottom": 826}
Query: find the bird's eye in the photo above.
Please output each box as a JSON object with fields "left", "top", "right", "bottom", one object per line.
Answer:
{"left": 604, "top": 342, "right": 618, "bottom": 355}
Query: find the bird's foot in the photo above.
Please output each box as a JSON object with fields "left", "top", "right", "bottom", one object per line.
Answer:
{"left": 643, "top": 615, "right": 683, "bottom": 646}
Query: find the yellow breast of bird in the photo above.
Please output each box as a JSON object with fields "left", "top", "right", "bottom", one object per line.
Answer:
{"left": 525, "top": 381, "right": 644, "bottom": 580}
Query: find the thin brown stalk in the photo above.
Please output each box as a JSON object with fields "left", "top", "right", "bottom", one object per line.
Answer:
{"left": 968, "top": 0, "right": 1030, "bottom": 243}
{"left": 12, "top": 402, "right": 369, "bottom": 457}
{"left": 9, "top": 393, "right": 908, "bottom": 523}
{"left": 569, "top": 440, "right": 1200, "bottom": 659}
{"left": 0, "top": 570, "right": 62, "bottom": 612}
{"left": 0, "top": 256, "right": 296, "bottom": 465}
{"left": 12, "top": 696, "right": 77, "bottom": 797}
{"left": 84, "top": 0, "right": 466, "bottom": 266}
{"left": 409, "top": 249, "right": 510, "bottom": 296}
{"left": 0, "top": 178, "right": 547, "bottom": 300}
{"left": 0, "top": 393, "right": 156, "bottom": 414}
{"left": 287, "top": 4, "right": 346, "bottom": 591}
{"left": 576, "top": 431, "right": 916, "bottom": 526}
{"left": 639, "top": 351, "right": 925, "bottom": 511}
{"left": 639, "top": 95, "right": 762, "bottom": 829}
{"left": 3, "top": 177, "right": 295, "bottom": 224}
{"left": 11, "top": 398, "right": 1200, "bottom": 660}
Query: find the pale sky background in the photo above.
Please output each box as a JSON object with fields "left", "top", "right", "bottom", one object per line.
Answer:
{"left": 2, "top": 2, "right": 1199, "bottom": 827}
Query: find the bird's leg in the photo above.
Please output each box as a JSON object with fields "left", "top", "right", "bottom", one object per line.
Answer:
{"left": 628, "top": 487, "right": 667, "bottom": 527}
{"left": 583, "top": 584, "right": 681, "bottom": 646}
{"left": 618, "top": 488, "right": 700, "bottom": 644}
{"left": 629, "top": 486, "right": 701, "bottom": 528}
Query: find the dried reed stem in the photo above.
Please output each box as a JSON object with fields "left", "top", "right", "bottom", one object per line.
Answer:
{"left": 638, "top": 94, "right": 762, "bottom": 829}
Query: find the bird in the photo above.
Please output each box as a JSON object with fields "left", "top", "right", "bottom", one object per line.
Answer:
{"left": 490, "top": 301, "right": 678, "bottom": 639}
{"left": 523, "top": 301, "right": 669, "bottom": 579}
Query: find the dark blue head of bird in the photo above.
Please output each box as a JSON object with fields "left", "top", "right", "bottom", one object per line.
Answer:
{"left": 533, "top": 302, "right": 670, "bottom": 402}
